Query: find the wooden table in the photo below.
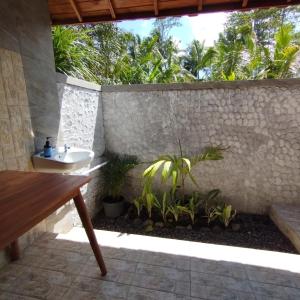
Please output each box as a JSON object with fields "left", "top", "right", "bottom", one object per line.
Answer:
{"left": 0, "top": 171, "right": 107, "bottom": 276}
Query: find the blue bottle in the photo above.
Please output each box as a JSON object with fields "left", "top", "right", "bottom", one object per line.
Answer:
{"left": 44, "top": 137, "right": 52, "bottom": 158}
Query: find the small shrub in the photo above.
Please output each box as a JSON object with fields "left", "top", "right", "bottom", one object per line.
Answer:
{"left": 133, "top": 196, "right": 144, "bottom": 217}
{"left": 154, "top": 192, "right": 169, "bottom": 223}
{"left": 207, "top": 202, "right": 237, "bottom": 227}
{"left": 134, "top": 145, "right": 227, "bottom": 226}
{"left": 176, "top": 192, "right": 203, "bottom": 224}
{"left": 102, "top": 152, "right": 138, "bottom": 200}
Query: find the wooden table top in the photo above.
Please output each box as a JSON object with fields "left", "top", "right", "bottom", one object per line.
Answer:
{"left": 0, "top": 171, "right": 91, "bottom": 249}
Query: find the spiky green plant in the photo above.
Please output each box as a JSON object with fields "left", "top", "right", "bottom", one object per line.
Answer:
{"left": 52, "top": 26, "right": 99, "bottom": 82}
{"left": 102, "top": 152, "right": 138, "bottom": 200}
{"left": 138, "top": 145, "right": 225, "bottom": 220}
{"left": 207, "top": 203, "right": 237, "bottom": 227}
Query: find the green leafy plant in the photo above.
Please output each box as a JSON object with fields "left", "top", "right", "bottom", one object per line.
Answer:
{"left": 207, "top": 202, "right": 237, "bottom": 227}
{"left": 143, "top": 145, "right": 224, "bottom": 202}
{"left": 52, "top": 26, "right": 99, "bottom": 82}
{"left": 204, "top": 189, "right": 222, "bottom": 217}
{"left": 144, "top": 192, "right": 157, "bottom": 219}
{"left": 137, "top": 144, "right": 225, "bottom": 221}
{"left": 167, "top": 201, "right": 182, "bottom": 222}
{"left": 102, "top": 152, "right": 138, "bottom": 201}
{"left": 177, "top": 192, "right": 203, "bottom": 224}
{"left": 154, "top": 192, "right": 169, "bottom": 223}
{"left": 53, "top": 8, "right": 300, "bottom": 85}
{"left": 133, "top": 196, "right": 144, "bottom": 217}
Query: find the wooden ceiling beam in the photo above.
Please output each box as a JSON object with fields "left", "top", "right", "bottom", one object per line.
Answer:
{"left": 68, "top": 0, "right": 82, "bottom": 22}
{"left": 242, "top": 0, "right": 249, "bottom": 7}
{"left": 154, "top": 0, "right": 159, "bottom": 16}
{"left": 198, "top": 0, "right": 203, "bottom": 11}
{"left": 107, "top": 0, "right": 116, "bottom": 19}
{"left": 51, "top": 0, "right": 300, "bottom": 25}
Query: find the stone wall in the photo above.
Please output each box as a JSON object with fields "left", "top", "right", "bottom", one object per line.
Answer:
{"left": 102, "top": 79, "right": 300, "bottom": 214}
{"left": 55, "top": 73, "right": 105, "bottom": 226}
{"left": 0, "top": 0, "right": 59, "bottom": 266}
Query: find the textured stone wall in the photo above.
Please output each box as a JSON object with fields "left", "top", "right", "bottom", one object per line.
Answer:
{"left": 57, "top": 74, "right": 104, "bottom": 155}
{"left": 102, "top": 80, "right": 300, "bottom": 214}
{"left": 56, "top": 74, "right": 105, "bottom": 226}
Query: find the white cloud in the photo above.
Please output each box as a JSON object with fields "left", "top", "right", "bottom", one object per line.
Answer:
{"left": 188, "top": 12, "right": 229, "bottom": 46}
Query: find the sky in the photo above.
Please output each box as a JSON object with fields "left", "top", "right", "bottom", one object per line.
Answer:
{"left": 118, "top": 12, "right": 229, "bottom": 49}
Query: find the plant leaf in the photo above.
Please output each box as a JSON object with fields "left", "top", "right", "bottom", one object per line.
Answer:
{"left": 161, "top": 161, "right": 172, "bottom": 182}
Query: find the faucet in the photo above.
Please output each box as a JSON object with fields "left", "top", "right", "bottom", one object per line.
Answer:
{"left": 64, "top": 144, "right": 70, "bottom": 152}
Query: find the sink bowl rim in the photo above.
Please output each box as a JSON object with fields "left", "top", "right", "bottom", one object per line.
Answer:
{"left": 33, "top": 147, "right": 94, "bottom": 166}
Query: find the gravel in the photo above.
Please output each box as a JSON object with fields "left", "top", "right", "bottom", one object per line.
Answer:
{"left": 92, "top": 208, "right": 297, "bottom": 254}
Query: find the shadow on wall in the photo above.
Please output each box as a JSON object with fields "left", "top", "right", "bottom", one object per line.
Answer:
{"left": 45, "top": 73, "right": 105, "bottom": 232}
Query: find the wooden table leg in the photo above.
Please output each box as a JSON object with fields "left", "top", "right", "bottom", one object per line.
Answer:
{"left": 10, "top": 240, "right": 20, "bottom": 261}
{"left": 73, "top": 190, "right": 107, "bottom": 276}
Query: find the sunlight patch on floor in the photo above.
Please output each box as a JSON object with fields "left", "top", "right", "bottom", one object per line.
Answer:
{"left": 57, "top": 227, "right": 300, "bottom": 273}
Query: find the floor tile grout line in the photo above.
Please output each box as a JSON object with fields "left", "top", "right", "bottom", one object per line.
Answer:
{"left": 6, "top": 233, "right": 300, "bottom": 299}
{"left": 14, "top": 259, "right": 299, "bottom": 299}
{"left": 14, "top": 257, "right": 191, "bottom": 284}
{"left": 0, "top": 289, "right": 42, "bottom": 300}
{"left": 248, "top": 278, "right": 300, "bottom": 291}
{"left": 191, "top": 278, "right": 255, "bottom": 295}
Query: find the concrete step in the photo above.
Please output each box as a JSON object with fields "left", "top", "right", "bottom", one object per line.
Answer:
{"left": 270, "top": 204, "right": 300, "bottom": 253}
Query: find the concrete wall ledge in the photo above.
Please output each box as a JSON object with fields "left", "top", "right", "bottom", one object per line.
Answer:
{"left": 56, "top": 73, "right": 101, "bottom": 91}
{"left": 102, "top": 78, "right": 300, "bottom": 92}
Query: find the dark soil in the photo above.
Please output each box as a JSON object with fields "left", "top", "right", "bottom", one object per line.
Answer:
{"left": 92, "top": 204, "right": 298, "bottom": 254}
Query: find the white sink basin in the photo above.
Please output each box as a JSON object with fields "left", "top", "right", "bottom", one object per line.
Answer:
{"left": 54, "top": 150, "right": 93, "bottom": 164}
{"left": 32, "top": 147, "right": 94, "bottom": 173}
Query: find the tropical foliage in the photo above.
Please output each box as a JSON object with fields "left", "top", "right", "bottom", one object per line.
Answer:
{"left": 133, "top": 145, "right": 235, "bottom": 227}
{"left": 52, "top": 26, "right": 99, "bottom": 82}
{"left": 102, "top": 152, "right": 138, "bottom": 200}
{"left": 52, "top": 6, "right": 300, "bottom": 84}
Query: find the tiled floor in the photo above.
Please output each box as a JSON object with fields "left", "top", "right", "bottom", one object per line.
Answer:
{"left": 1, "top": 228, "right": 300, "bottom": 300}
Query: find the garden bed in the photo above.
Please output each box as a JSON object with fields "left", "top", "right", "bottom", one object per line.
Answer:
{"left": 92, "top": 206, "right": 297, "bottom": 254}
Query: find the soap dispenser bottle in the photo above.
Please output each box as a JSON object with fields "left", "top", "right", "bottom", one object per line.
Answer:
{"left": 44, "top": 137, "right": 52, "bottom": 158}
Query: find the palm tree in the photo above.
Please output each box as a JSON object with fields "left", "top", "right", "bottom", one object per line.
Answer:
{"left": 241, "top": 25, "right": 299, "bottom": 80}
{"left": 154, "top": 37, "right": 194, "bottom": 83}
{"left": 183, "top": 40, "right": 216, "bottom": 80}
{"left": 116, "top": 33, "right": 193, "bottom": 84}
{"left": 263, "top": 24, "right": 299, "bottom": 78}
{"left": 211, "top": 24, "right": 254, "bottom": 81}
{"left": 52, "top": 26, "right": 98, "bottom": 82}
{"left": 86, "top": 24, "right": 129, "bottom": 84}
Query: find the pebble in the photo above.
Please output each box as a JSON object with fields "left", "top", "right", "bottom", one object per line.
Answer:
{"left": 143, "top": 219, "right": 154, "bottom": 227}
{"left": 176, "top": 225, "right": 186, "bottom": 230}
{"left": 155, "top": 222, "right": 164, "bottom": 228}
{"left": 144, "top": 224, "right": 154, "bottom": 232}
{"left": 212, "top": 225, "right": 223, "bottom": 233}
{"left": 133, "top": 218, "right": 142, "bottom": 226}
{"left": 187, "top": 225, "right": 193, "bottom": 230}
{"left": 231, "top": 223, "right": 241, "bottom": 231}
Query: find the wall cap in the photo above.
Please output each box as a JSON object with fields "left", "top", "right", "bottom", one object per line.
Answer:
{"left": 56, "top": 73, "right": 300, "bottom": 93}
{"left": 102, "top": 78, "right": 300, "bottom": 92}
{"left": 56, "top": 73, "right": 101, "bottom": 91}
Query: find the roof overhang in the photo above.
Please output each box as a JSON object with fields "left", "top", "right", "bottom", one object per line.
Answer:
{"left": 48, "top": 0, "right": 300, "bottom": 25}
